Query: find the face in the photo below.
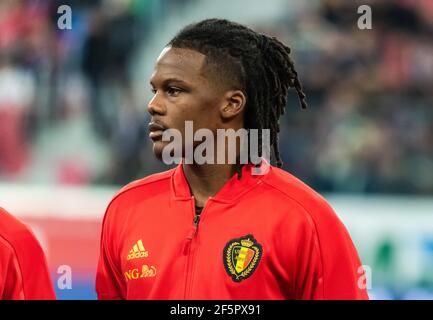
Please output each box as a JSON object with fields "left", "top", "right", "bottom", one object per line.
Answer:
{"left": 148, "top": 46, "right": 240, "bottom": 161}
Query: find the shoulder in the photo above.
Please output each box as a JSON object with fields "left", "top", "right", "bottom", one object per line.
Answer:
{"left": 0, "top": 208, "right": 54, "bottom": 299}
{"left": 0, "top": 207, "right": 43, "bottom": 259}
{"left": 261, "top": 167, "right": 345, "bottom": 232}
{"left": 263, "top": 167, "right": 333, "bottom": 211}
{"left": 0, "top": 207, "right": 37, "bottom": 247}
{"left": 261, "top": 168, "right": 360, "bottom": 268}
{"left": 110, "top": 168, "right": 174, "bottom": 206}
{"left": 101, "top": 168, "right": 175, "bottom": 224}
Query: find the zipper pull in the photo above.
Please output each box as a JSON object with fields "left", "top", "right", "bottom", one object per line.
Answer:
{"left": 186, "top": 214, "right": 200, "bottom": 240}
{"left": 193, "top": 214, "right": 200, "bottom": 226}
{"left": 183, "top": 223, "right": 198, "bottom": 254}
{"left": 186, "top": 224, "right": 197, "bottom": 240}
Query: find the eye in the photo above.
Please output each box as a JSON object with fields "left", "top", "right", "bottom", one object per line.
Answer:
{"left": 150, "top": 88, "right": 157, "bottom": 94}
{"left": 166, "top": 86, "right": 183, "bottom": 97}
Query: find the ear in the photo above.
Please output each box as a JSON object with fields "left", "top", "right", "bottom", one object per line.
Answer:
{"left": 220, "top": 90, "right": 246, "bottom": 120}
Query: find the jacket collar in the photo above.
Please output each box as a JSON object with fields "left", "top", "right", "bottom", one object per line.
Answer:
{"left": 171, "top": 159, "right": 272, "bottom": 203}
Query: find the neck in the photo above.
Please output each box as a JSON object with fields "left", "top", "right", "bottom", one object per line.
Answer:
{"left": 182, "top": 162, "right": 238, "bottom": 208}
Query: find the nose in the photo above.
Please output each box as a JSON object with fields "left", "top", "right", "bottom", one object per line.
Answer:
{"left": 147, "top": 92, "right": 166, "bottom": 116}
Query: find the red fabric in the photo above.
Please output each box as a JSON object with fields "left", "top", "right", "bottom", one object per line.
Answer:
{"left": 0, "top": 208, "right": 55, "bottom": 300}
{"left": 96, "top": 161, "right": 368, "bottom": 300}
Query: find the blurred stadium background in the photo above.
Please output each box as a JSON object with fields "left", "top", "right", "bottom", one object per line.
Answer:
{"left": 0, "top": 0, "right": 432, "bottom": 299}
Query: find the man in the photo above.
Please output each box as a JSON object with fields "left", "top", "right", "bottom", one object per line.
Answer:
{"left": 0, "top": 207, "right": 55, "bottom": 299}
{"left": 96, "top": 19, "right": 368, "bottom": 299}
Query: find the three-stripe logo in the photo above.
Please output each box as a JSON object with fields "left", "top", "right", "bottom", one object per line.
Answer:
{"left": 127, "top": 239, "right": 149, "bottom": 260}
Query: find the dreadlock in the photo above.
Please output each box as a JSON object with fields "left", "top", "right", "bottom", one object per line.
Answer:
{"left": 168, "top": 19, "right": 307, "bottom": 178}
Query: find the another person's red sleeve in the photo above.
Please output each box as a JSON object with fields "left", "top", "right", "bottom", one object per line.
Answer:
{"left": 0, "top": 208, "right": 56, "bottom": 300}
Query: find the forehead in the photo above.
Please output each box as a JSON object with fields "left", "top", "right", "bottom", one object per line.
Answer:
{"left": 151, "top": 46, "right": 207, "bottom": 82}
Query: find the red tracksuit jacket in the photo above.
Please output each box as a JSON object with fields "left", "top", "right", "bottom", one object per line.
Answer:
{"left": 0, "top": 207, "right": 55, "bottom": 299}
{"left": 96, "top": 161, "right": 369, "bottom": 300}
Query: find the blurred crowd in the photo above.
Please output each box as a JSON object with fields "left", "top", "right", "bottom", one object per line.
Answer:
{"left": 275, "top": 0, "right": 433, "bottom": 194}
{"left": 0, "top": 0, "right": 159, "bottom": 185}
{"left": 0, "top": 0, "right": 432, "bottom": 194}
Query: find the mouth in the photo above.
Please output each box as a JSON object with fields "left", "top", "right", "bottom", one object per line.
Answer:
{"left": 148, "top": 121, "right": 167, "bottom": 141}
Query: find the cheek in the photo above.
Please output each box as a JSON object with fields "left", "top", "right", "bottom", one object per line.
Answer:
{"left": 192, "top": 96, "right": 222, "bottom": 128}
{"left": 171, "top": 109, "right": 190, "bottom": 135}
{"left": 167, "top": 92, "right": 221, "bottom": 131}
{"left": 163, "top": 99, "right": 188, "bottom": 129}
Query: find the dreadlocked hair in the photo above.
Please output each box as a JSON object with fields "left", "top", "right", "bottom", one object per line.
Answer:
{"left": 168, "top": 19, "right": 307, "bottom": 178}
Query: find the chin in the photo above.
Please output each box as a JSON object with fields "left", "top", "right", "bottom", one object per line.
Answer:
{"left": 152, "top": 139, "right": 185, "bottom": 165}
{"left": 152, "top": 141, "right": 165, "bottom": 161}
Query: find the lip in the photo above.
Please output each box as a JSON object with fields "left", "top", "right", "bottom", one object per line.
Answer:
{"left": 148, "top": 122, "right": 166, "bottom": 141}
{"left": 149, "top": 130, "right": 164, "bottom": 141}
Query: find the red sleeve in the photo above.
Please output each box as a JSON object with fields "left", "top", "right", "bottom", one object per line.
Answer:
{"left": 95, "top": 203, "right": 125, "bottom": 300}
{"left": 0, "top": 209, "right": 55, "bottom": 300}
{"left": 0, "top": 237, "right": 25, "bottom": 299}
{"left": 281, "top": 201, "right": 369, "bottom": 300}
{"left": 298, "top": 202, "right": 369, "bottom": 299}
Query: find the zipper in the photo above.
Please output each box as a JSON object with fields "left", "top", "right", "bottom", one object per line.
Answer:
{"left": 183, "top": 196, "right": 210, "bottom": 299}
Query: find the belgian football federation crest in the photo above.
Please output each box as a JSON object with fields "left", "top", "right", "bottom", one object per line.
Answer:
{"left": 223, "top": 234, "right": 262, "bottom": 282}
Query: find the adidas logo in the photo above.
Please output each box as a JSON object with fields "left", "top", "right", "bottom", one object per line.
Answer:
{"left": 127, "top": 239, "right": 149, "bottom": 260}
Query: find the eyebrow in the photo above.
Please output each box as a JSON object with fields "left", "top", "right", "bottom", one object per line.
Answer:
{"left": 149, "top": 77, "right": 191, "bottom": 87}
